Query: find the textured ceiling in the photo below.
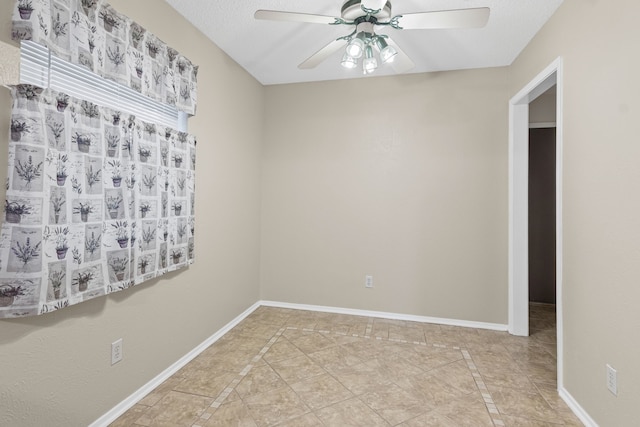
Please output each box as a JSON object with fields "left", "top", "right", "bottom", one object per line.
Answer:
{"left": 165, "top": 0, "right": 564, "bottom": 86}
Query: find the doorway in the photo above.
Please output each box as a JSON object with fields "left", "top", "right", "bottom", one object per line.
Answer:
{"left": 508, "top": 58, "right": 564, "bottom": 389}
{"left": 529, "top": 126, "right": 556, "bottom": 303}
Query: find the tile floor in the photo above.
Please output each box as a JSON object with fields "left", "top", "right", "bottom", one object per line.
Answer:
{"left": 111, "top": 303, "right": 583, "bottom": 426}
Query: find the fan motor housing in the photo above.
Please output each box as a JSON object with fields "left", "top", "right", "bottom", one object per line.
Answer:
{"left": 341, "top": 0, "right": 392, "bottom": 20}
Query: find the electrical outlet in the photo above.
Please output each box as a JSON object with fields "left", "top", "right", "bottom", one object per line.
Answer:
{"left": 606, "top": 364, "right": 617, "bottom": 395}
{"left": 111, "top": 338, "right": 123, "bottom": 365}
{"left": 365, "top": 275, "right": 373, "bottom": 288}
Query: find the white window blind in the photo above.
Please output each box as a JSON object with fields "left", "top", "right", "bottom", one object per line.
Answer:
{"left": 19, "top": 40, "right": 186, "bottom": 131}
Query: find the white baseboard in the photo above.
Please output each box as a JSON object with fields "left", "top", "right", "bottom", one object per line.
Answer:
{"left": 259, "top": 300, "right": 508, "bottom": 331}
{"left": 89, "top": 301, "right": 261, "bottom": 427}
{"left": 559, "top": 387, "right": 598, "bottom": 427}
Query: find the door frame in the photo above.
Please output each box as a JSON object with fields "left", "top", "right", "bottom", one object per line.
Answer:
{"left": 508, "top": 57, "right": 564, "bottom": 388}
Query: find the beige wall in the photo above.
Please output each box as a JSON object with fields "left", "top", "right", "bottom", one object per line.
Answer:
{"left": 529, "top": 89, "right": 557, "bottom": 125}
{"left": 261, "top": 69, "right": 509, "bottom": 324}
{"left": 0, "top": 1, "right": 263, "bottom": 425}
{"left": 510, "top": 0, "right": 640, "bottom": 424}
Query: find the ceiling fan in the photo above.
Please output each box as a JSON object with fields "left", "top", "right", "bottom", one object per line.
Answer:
{"left": 255, "top": 0, "right": 490, "bottom": 75}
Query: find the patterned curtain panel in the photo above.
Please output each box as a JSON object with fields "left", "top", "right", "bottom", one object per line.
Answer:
{"left": 11, "top": 0, "right": 198, "bottom": 115}
{"left": 0, "top": 85, "right": 196, "bottom": 318}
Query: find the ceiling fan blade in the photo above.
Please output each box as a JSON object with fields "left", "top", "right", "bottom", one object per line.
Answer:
{"left": 255, "top": 10, "right": 340, "bottom": 25}
{"left": 299, "top": 38, "right": 348, "bottom": 69}
{"left": 385, "top": 37, "right": 414, "bottom": 73}
{"left": 394, "top": 7, "right": 490, "bottom": 30}
{"left": 361, "top": 0, "right": 387, "bottom": 12}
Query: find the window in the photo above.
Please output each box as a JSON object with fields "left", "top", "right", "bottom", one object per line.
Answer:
{"left": 19, "top": 40, "right": 186, "bottom": 131}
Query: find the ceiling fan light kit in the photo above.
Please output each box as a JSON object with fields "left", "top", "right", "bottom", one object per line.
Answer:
{"left": 255, "top": 0, "right": 490, "bottom": 75}
{"left": 362, "top": 45, "right": 378, "bottom": 74}
{"left": 346, "top": 32, "right": 366, "bottom": 58}
{"left": 375, "top": 37, "right": 397, "bottom": 63}
{"left": 342, "top": 31, "right": 395, "bottom": 74}
{"left": 340, "top": 52, "right": 358, "bottom": 69}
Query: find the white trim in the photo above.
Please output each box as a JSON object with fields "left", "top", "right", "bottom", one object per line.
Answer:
{"left": 260, "top": 300, "right": 508, "bottom": 331}
{"left": 89, "top": 301, "right": 261, "bottom": 427}
{"left": 556, "top": 60, "right": 565, "bottom": 391}
{"left": 508, "top": 57, "right": 564, "bottom": 389}
{"left": 529, "top": 121, "right": 557, "bottom": 129}
{"left": 559, "top": 387, "right": 599, "bottom": 427}
{"left": 508, "top": 101, "right": 530, "bottom": 337}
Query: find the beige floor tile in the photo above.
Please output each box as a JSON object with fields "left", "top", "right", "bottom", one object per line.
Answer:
{"left": 173, "top": 369, "right": 238, "bottom": 398}
{"left": 244, "top": 386, "right": 310, "bottom": 427}
{"left": 399, "top": 410, "right": 464, "bottom": 427}
{"left": 214, "top": 331, "right": 271, "bottom": 352}
{"left": 114, "top": 304, "right": 574, "bottom": 427}
{"left": 371, "top": 322, "right": 390, "bottom": 339}
{"left": 420, "top": 322, "right": 444, "bottom": 333}
{"left": 233, "top": 319, "right": 283, "bottom": 339}
{"left": 137, "top": 376, "right": 186, "bottom": 407}
{"left": 289, "top": 331, "right": 337, "bottom": 354}
{"left": 263, "top": 337, "right": 305, "bottom": 364}
{"left": 517, "top": 360, "right": 558, "bottom": 384}
{"left": 235, "top": 364, "right": 287, "bottom": 398}
{"left": 289, "top": 373, "right": 354, "bottom": 410}
{"left": 325, "top": 359, "right": 394, "bottom": 396}
{"left": 461, "top": 332, "right": 506, "bottom": 348}
{"left": 374, "top": 340, "right": 418, "bottom": 358}
{"left": 423, "top": 330, "right": 465, "bottom": 347}
{"left": 491, "top": 385, "right": 565, "bottom": 424}
{"left": 109, "top": 404, "right": 149, "bottom": 427}
{"left": 134, "top": 391, "right": 213, "bottom": 426}
{"left": 438, "top": 324, "right": 468, "bottom": 335}
{"left": 314, "top": 317, "right": 367, "bottom": 335}
{"left": 533, "top": 383, "right": 583, "bottom": 427}
{"left": 375, "top": 352, "right": 425, "bottom": 383}
{"left": 432, "top": 392, "right": 494, "bottom": 427}
{"left": 427, "top": 359, "right": 477, "bottom": 392}
{"left": 315, "top": 397, "right": 389, "bottom": 427}
{"left": 499, "top": 335, "right": 540, "bottom": 352}
{"left": 306, "top": 342, "right": 363, "bottom": 370}
{"left": 268, "top": 354, "right": 326, "bottom": 383}
{"left": 344, "top": 322, "right": 369, "bottom": 336}
{"left": 557, "top": 409, "right": 586, "bottom": 426}
{"left": 359, "top": 382, "right": 427, "bottom": 425}
{"left": 283, "top": 311, "right": 319, "bottom": 329}
{"left": 499, "top": 413, "right": 566, "bottom": 426}
{"left": 509, "top": 345, "right": 557, "bottom": 366}
{"left": 213, "top": 352, "right": 260, "bottom": 373}
{"left": 225, "top": 389, "right": 242, "bottom": 404}
{"left": 281, "top": 328, "right": 317, "bottom": 341}
{"left": 271, "top": 412, "right": 324, "bottom": 426}
{"left": 334, "top": 336, "right": 380, "bottom": 358}
{"left": 478, "top": 363, "right": 535, "bottom": 391}
{"left": 395, "top": 360, "right": 476, "bottom": 406}
{"left": 529, "top": 313, "right": 556, "bottom": 326}
{"left": 246, "top": 307, "right": 293, "bottom": 326}
{"left": 327, "top": 313, "right": 370, "bottom": 325}
{"left": 536, "top": 341, "right": 558, "bottom": 359}
{"left": 175, "top": 348, "right": 245, "bottom": 379}
{"left": 283, "top": 317, "right": 318, "bottom": 330}
{"left": 203, "top": 400, "right": 257, "bottom": 427}
{"left": 136, "top": 420, "right": 187, "bottom": 427}
{"left": 388, "top": 324, "right": 427, "bottom": 343}
{"left": 400, "top": 345, "right": 464, "bottom": 372}
{"left": 465, "top": 345, "right": 515, "bottom": 369}
{"left": 533, "top": 382, "right": 564, "bottom": 410}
